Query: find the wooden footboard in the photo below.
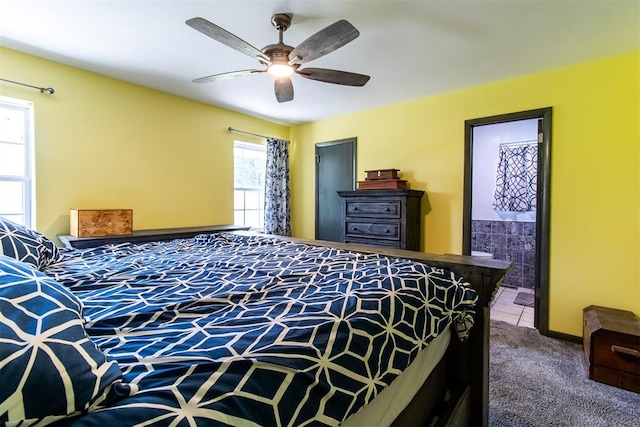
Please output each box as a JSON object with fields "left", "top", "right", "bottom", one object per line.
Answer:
{"left": 270, "top": 235, "right": 511, "bottom": 427}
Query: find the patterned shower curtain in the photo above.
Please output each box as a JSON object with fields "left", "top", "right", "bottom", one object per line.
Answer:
{"left": 264, "top": 137, "right": 292, "bottom": 236}
{"left": 493, "top": 144, "right": 538, "bottom": 212}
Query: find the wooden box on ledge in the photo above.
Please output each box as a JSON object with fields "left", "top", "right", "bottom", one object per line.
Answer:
{"left": 70, "top": 209, "right": 133, "bottom": 238}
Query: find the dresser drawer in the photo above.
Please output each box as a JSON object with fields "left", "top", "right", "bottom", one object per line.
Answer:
{"left": 345, "top": 221, "right": 400, "bottom": 240}
{"left": 345, "top": 201, "right": 400, "bottom": 219}
{"left": 345, "top": 237, "right": 401, "bottom": 249}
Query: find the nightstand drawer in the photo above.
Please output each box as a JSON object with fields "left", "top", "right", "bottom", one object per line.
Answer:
{"left": 591, "top": 332, "right": 640, "bottom": 376}
{"left": 345, "top": 201, "right": 400, "bottom": 219}
{"left": 345, "top": 221, "right": 400, "bottom": 240}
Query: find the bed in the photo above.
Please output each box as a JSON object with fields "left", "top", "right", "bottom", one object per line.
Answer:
{"left": 0, "top": 217, "right": 510, "bottom": 427}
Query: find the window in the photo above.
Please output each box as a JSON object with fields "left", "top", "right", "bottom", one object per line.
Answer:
{"left": 234, "top": 141, "right": 266, "bottom": 229}
{"left": 0, "top": 97, "right": 34, "bottom": 227}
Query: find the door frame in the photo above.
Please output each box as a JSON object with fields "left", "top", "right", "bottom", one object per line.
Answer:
{"left": 462, "top": 107, "right": 552, "bottom": 335}
{"left": 315, "top": 138, "right": 357, "bottom": 240}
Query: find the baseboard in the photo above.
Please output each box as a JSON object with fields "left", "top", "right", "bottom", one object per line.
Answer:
{"left": 547, "top": 329, "right": 582, "bottom": 344}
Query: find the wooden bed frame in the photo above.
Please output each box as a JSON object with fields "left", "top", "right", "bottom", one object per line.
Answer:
{"left": 274, "top": 235, "right": 511, "bottom": 427}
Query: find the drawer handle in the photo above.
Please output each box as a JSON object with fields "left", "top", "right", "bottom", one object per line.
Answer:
{"left": 352, "top": 227, "right": 358, "bottom": 231}
{"left": 384, "top": 207, "right": 390, "bottom": 211}
{"left": 611, "top": 345, "right": 640, "bottom": 359}
{"left": 385, "top": 229, "right": 390, "bottom": 233}
{"left": 352, "top": 207, "right": 358, "bottom": 210}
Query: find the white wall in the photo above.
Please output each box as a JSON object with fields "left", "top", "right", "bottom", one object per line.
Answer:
{"left": 471, "top": 118, "right": 538, "bottom": 222}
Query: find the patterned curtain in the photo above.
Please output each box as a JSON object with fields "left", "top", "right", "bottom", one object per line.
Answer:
{"left": 493, "top": 144, "right": 538, "bottom": 212}
{"left": 264, "top": 137, "right": 292, "bottom": 236}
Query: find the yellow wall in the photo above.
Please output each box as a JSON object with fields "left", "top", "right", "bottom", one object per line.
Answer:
{"left": 3, "top": 45, "right": 638, "bottom": 336}
{"left": 291, "top": 51, "right": 640, "bottom": 336}
{"left": 0, "top": 47, "right": 289, "bottom": 238}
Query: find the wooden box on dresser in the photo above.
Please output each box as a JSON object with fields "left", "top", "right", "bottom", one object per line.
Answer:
{"left": 337, "top": 189, "right": 425, "bottom": 251}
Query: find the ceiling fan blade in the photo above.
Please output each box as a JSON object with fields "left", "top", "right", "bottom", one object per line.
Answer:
{"left": 186, "top": 17, "right": 269, "bottom": 62}
{"left": 193, "top": 69, "right": 265, "bottom": 83}
{"left": 296, "top": 68, "right": 370, "bottom": 86}
{"left": 288, "top": 20, "right": 359, "bottom": 65}
{"left": 274, "top": 77, "right": 294, "bottom": 103}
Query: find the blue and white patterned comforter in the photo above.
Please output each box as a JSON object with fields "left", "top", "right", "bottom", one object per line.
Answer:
{"left": 44, "top": 233, "right": 478, "bottom": 426}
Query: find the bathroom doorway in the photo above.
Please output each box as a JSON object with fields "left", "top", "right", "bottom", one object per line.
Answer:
{"left": 463, "top": 108, "right": 552, "bottom": 335}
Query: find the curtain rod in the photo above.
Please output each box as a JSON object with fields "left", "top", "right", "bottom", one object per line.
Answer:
{"left": 228, "top": 127, "right": 270, "bottom": 139}
{"left": 500, "top": 139, "right": 537, "bottom": 148}
{"left": 0, "top": 78, "right": 55, "bottom": 94}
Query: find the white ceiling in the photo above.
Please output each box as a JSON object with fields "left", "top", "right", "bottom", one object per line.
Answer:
{"left": 1, "top": 1, "right": 638, "bottom": 125}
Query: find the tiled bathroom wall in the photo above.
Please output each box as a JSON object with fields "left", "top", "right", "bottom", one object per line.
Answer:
{"left": 472, "top": 220, "right": 536, "bottom": 288}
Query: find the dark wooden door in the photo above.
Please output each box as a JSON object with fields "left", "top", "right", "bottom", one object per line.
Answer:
{"left": 315, "top": 138, "right": 356, "bottom": 242}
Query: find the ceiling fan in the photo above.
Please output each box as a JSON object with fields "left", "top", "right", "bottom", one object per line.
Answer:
{"left": 186, "top": 13, "right": 370, "bottom": 103}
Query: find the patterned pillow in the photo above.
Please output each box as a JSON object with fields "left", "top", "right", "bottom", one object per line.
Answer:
{"left": 0, "top": 254, "right": 131, "bottom": 425}
{"left": 0, "top": 216, "right": 63, "bottom": 270}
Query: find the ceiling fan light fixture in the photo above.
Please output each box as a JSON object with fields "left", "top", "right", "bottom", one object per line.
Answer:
{"left": 187, "top": 14, "right": 369, "bottom": 102}
{"left": 268, "top": 63, "right": 294, "bottom": 77}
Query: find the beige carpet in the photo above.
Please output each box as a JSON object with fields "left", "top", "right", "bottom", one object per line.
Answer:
{"left": 489, "top": 320, "right": 640, "bottom": 426}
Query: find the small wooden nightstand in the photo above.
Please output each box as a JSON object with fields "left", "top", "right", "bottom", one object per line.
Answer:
{"left": 58, "top": 224, "right": 251, "bottom": 249}
{"left": 583, "top": 305, "right": 640, "bottom": 393}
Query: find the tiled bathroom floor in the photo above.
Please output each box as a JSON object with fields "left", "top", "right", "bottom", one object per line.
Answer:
{"left": 490, "top": 286, "right": 535, "bottom": 328}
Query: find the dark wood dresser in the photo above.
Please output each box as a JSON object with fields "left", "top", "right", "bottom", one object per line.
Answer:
{"left": 337, "top": 189, "right": 424, "bottom": 251}
{"left": 583, "top": 305, "right": 640, "bottom": 393}
{"left": 58, "top": 224, "right": 250, "bottom": 249}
